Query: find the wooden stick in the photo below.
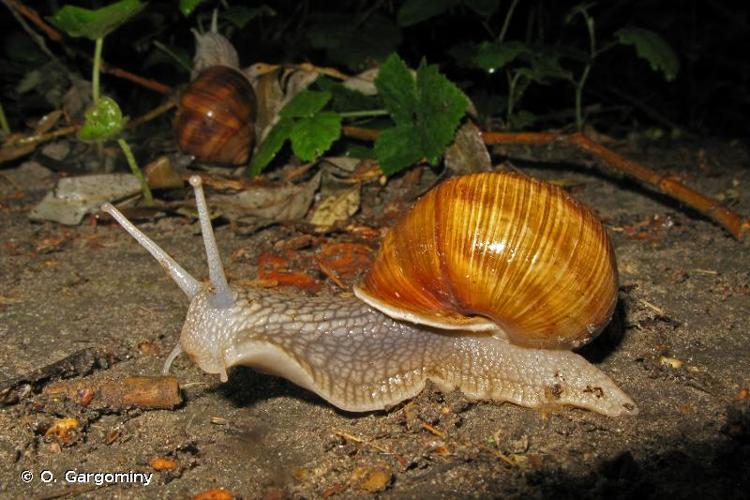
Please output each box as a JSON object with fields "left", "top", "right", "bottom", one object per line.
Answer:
{"left": 339, "top": 126, "right": 749, "bottom": 240}
{"left": 101, "top": 63, "right": 172, "bottom": 95}
{"left": 4, "top": 0, "right": 62, "bottom": 42}
{"left": 45, "top": 375, "right": 182, "bottom": 410}
{"left": 482, "top": 131, "right": 750, "bottom": 240}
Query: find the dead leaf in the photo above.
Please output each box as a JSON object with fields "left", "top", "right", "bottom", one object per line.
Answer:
{"left": 444, "top": 121, "right": 492, "bottom": 174}
{"left": 317, "top": 242, "right": 372, "bottom": 285}
{"left": 343, "top": 67, "right": 379, "bottom": 96}
{"left": 212, "top": 172, "right": 320, "bottom": 228}
{"left": 310, "top": 185, "right": 360, "bottom": 229}
{"left": 145, "top": 156, "right": 183, "bottom": 190}
{"left": 29, "top": 174, "right": 142, "bottom": 225}
{"left": 257, "top": 252, "right": 320, "bottom": 291}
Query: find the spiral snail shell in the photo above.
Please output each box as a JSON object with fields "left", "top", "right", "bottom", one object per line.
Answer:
{"left": 174, "top": 65, "right": 257, "bottom": 165}
{"left": 355, "top": 172, "right": 618, "bottom": 350}
{"left": 101, "top": 172, "right": 636, "bottom": 416}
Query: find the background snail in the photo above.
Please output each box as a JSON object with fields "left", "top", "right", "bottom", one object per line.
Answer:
{"left": 174, "top": 65, "right": 257, "bottom": 165}
{"left": 101, "top": 172, "right": 637, "bottom": 417}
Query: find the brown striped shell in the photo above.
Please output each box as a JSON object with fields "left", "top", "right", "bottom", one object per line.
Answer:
{"left": 353, "top": 172, "right": 618, "bottom": 350}
{"left": 175, "top": 66, "right": 256, "bottom": 165}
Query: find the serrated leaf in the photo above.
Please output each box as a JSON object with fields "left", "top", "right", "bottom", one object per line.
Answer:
{"left": 473, "top": 41, "right": 529, "bottom": 72}
{"left": 179, "top": 0, "right": 204, "bottom": 17}
{"left": 416, "top": 62, "right": 469, "bottom": 161}
{"left": 78, "top": 96, "right": 124, "bottom": 141}
{"left": 374, "top": 54, "right": 469, "bottom": 174}
{"left": 280, "top": 90, "right": 332, "bottom": 119}
{"left": 374, "top": 126, "right": 422, "bottom": 174}
{"left": 289, "top": 112, "right": 342, "bottom": 162}
{"left": 616, "top": 28, "right": 679, "bottom": 81}
{"left": 248, "top": 118, "right": 295, "bottom": 177}
{"left": 375, "top": 54, "right": 418, "bottom": 125}
{"left": 48, "top": 0, "right": 145, "bottom": 40}
{"left": 397, "top": 0, "right": 459, "bottom": 27}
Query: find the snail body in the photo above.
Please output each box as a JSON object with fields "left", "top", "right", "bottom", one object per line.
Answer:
{"left": 174, "top": 65, "right": 257, "bottom": 165}
{"left": 102, "top": 173, "right": 637, "bottom": 417}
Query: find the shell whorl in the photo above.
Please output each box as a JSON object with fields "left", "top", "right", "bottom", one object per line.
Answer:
{"left": 354, "top": 172, "right": 619, "bottom": 349}
{"left": 174, "top": 65, "right": 257, "bottom": 165}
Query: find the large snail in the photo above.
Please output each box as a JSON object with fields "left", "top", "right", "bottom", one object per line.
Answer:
{"left": 174, "top": 65, "right": 257, "bottom": 165}
{"left": 101, "top": 172, "right": 637, "bottom": 417}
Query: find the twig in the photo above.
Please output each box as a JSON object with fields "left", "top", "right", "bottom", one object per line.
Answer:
{"left": 482, "top": 131, "right": 750, "bottom": 240}
{"left": 1, "top": 100, "right": 175, "bottom": 152}
{"left": 3, "top": 0, "right": 61, "bottom": 42}
{"left": 1, "top": 0, "right": 60, "bottom": 64}
{"left": 101, "top": 62, "right": 172, "bottom": 95}
{"left": 126, "top": 99, "right": 177, "bottom": 129}
{"left": 340, "top": 126, "right": 749, "bottom": 240}
{"left": 45, "top": 375, "right": 182, "bottom": 410}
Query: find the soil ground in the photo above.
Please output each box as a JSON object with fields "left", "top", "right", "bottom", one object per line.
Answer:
{"left": 0, "top": 140, "right": 748, "bottom": 499}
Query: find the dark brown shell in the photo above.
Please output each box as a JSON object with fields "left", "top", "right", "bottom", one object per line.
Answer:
{"left": 354, "top": 172, "right": 619, "bottom": 350}
{"left": 175, "top": 66, "right": 256, "bottom": 165}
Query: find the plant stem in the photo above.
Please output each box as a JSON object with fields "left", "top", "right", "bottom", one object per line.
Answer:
{"left": 498, "top": 0, "right": 520, "bottom": 42}
{"left": 506, "top": 70, "right": 524, "bottom": 128}
{"left": 117, "top": 138, "right": 153, "bottom": 206}
{"left": 575, "top": 64, "right": 591, "bottom": 130}
{"left": 0, "top": 100, "right": 10, "bottom": 135}
{"left": 153, "top": 41, "right": 192, "bottom": 73}
{"left": 93, "top": 37, "right": 103, "bottom": 102}
{"left": 338, "top": 109, "right": 389, "bottom": 118}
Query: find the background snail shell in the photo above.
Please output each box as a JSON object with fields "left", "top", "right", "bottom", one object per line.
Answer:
{"left": 355, "top": 172, "right": 618, "bottom": 350}
{"left": 174, "top": 65, "right": 257, "bottom": 165}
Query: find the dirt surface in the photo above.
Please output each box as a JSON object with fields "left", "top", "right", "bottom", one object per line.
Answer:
{"left": 1, "top": 140, "right": 749, "bottom": 499}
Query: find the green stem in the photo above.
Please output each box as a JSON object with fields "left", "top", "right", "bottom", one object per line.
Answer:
{"left": 93, "top": 37, "right": 103, "bottom": 103}
{"left": 339, "top": 109, "right": 389, "bottom": 118}
{"left": 506, "top": 70, "right": 523, "bottom": 128}
{"left": 0, "top": 100, "right": 10, "bottom": 135}
{"left": 498, "top": 0, "right": 520, "bottom": 42}
{"left": 575, "top": 64, "right": 591, "bottom": 130}
{"left": 153, "top": 41, "right": 192, "bottom": 73}
{"left": 117, "top": 138, "right": 153, "bottom": 206}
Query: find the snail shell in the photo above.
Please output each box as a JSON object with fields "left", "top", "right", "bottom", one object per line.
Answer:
{"left": 174, "top": 65, "right": 257, "bottom": 165}
{"left": 354, "top": 172, "right": 618, "bottom": 349}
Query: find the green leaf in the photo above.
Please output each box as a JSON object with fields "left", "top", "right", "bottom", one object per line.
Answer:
{"left": 374, "top": 54, "right": 469, "bottom": 174}
{"left": 316, "top": 78, "right": 382, "bottom": 112}
{"left": 415, "top": 62, "right": 469, "bottom": 162}
{"left": 375, "top": 54, "right": 418, "bottom": 125}
{"left": 289, "top": 112, "right": 342, "bottom": 162}
{"left": 525, "top": 52, "right": 571, "bottom": 83}
{"left": 397, "top": 0, "right": 459, "bottom": 27}
{"left": 374, "top": 126, "right": 422, "bottom": 174}
{"left": 48, "top": 0, "right": 145, "bottom": 40}
{"left": 223, "top": 6, "right": 276, "bottom": 28}
{"left": 616, "top": 28, "right": 679, "bottom": 81}
{"left": 509, "top": 110, "right": 537, "bottom": 129}
{"left": 179, "top": 0, "right": 204, "bottom": 17}
{"left": 248, "top": 118, "right": 295, "bottom": 177}
{"left": 280, "top": 91, "right": 331, "bottom": 119}
{"left": 78, "top": 96, "right": 124, "bottom": 141}
{"left": 473, "top": 41, "right": 529, "bottom": 72}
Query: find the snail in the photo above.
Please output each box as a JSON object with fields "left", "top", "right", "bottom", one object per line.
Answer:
{"left": 174, "top": 65, "right": 257, "bottom": 165}
{"left": 101, "top": 172, "right": 638, "bottom": 417}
